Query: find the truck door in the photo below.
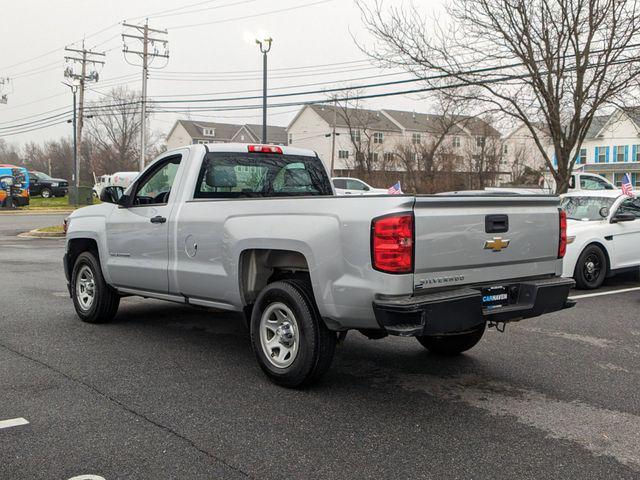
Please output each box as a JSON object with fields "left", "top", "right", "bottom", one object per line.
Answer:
{"left": 105, "top": 152, "right": 185, "bottom": 293}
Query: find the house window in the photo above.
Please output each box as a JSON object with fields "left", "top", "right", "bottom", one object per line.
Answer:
{"left": 288, "top": 133, "right": 293, "bottom": 144}
{"left": 203, "top": 128, "right": 215, "bottom": 137}
{"left": 616, "top": 145, "right": 625, "bottom": 162}
{"left": 453, "top": 136, "right": 461, "bottom": 148}
{"left": 196, "top": 139, "right": 208, "bottom": 144}
{"left": 635, "top": 145, "right": 640, "bottom": 162}
{"left": 372, "top": 152, "right": 379, "bottom": 162}
{"left": 502, "top": 144, "right": 508, "bottom": 154}
{"left": 373, "top": 132, "right": 384, "bottom": 144}
{"left": 614, "top": 172, "right": 625, "bottom": 187}
{"left": 476, "top": 137, "right": 485, "bottom": 148}
{"left": 411, "top": 133, "right": 421, "bottom": 145}
{"left": 338, "top": 150, "right": 349, "bottom": 159}
{"left": 351, "top": 130, "right": 361, "bottom": 144}
{"left": 577, "top": 148, "right": 587, "bottom": 164}
{"left": 597, "top": 147, "right": 606, "bottom": 163}
{"left": 383, "top": 152, "right": 394, "bottom": 162}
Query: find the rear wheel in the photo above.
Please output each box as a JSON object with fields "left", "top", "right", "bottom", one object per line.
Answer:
{"left": 41, "top": 188, "right": 52, "bottom": 198}
{"left": 250, "top": 279, "right": 336, "bottom": 388}
{"left": 574, "top": 244, "right": 607, "bottom": 290}
{"left": 416, "top": 323, "right": 486, "bottom": 355}
{"left": 71, "top": 251, "right": 120, "bottom": 323}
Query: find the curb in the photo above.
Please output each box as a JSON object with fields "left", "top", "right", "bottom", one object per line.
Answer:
{"left": 0, "top": 210, "right": 74, "bottom": 215}
{"left": 18, "top": 229, "right": 65, "bottom": 239}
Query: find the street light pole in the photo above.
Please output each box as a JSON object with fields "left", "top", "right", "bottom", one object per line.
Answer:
{"left": 63, "top": 82, "right": 79, "bottom": 206}
{"left": 256, "top": 37, "right": 272, "bottom": 144}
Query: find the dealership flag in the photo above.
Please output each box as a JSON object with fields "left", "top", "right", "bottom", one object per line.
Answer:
{"left": 621, "top": 173, "right": 634, "bottom": 197}
{"left": 388, "top": 181, "right": 403, "bottom": 195}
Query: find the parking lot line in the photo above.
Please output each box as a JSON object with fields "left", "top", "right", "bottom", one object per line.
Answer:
{"left": 569, "top": 286, "right": 640, "bottom": 300}
{"left": 0, "top": 417, "right": 29, "bottom": 430}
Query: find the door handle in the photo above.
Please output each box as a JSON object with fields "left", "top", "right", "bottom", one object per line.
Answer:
{"left": 150, "top": 215, "right": 166, "bottom": 224}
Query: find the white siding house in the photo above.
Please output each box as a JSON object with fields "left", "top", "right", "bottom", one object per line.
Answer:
{"left": 504, "top": 109, "right": 640, "bottom": 187}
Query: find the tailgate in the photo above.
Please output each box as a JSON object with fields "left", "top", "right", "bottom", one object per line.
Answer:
{"left": 412, "top": 195, "right": 562, "bottom": 290}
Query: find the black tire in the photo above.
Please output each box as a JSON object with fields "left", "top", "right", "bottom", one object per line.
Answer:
{"left": 574, "top": 244, "right": 607, "bottom": 290}
{"left": 416, "top": 323, "right": 486, "bottom": 355}
{"left": 250, "top": 279, "right": 336, "bottom": 388}
{"left": 41, "top": 188, "right": 52, "bottom": 199}
{"left": 71, "top": 251, "right": 120, "bottom": 323}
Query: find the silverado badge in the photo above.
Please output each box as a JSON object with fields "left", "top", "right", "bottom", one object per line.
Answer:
{"left": 484, "top": 237, "right": 510, "bottom": 252}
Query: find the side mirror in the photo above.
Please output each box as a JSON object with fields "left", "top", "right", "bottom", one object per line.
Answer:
{"left": 100, "top": 185, "right": 125, "bottom": 204}
{"left": 611, "top": 212, "right": 636, "bottom": 223}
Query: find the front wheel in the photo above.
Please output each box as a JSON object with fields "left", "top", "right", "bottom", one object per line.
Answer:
{"left": 574, "top": 244, "right": 607, "bottom": 290}
{"left": 71, "top": 251, "right": 120, "bottom": 323}
{"left": 250, "top": 280, "right": 336, "bottom": 388}
{"left": 416, "top": 323, "right": 486, "bottom": 355}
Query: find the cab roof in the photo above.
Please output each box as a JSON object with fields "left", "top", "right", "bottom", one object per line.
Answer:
{"left": 196, "top": 142, "right": 318, "bottom": 158}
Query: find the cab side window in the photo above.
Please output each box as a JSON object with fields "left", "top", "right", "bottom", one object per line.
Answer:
{"left": 133, "top": 156, "right": 181, "bottom": 205}
{"left": 346, "top": 179, "right": 367, "bottom": 191}
{"left": 617, "top": 198, "right": 640, "bottom": 219}
{"left": 332, "top": 179, "right": 347, "bottom": 189}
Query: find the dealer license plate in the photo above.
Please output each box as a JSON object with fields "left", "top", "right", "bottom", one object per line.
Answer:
{"left": 482, "top": 286, "right": 509, "bottom": 310}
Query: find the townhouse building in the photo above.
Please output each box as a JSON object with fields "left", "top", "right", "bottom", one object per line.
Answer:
{"left": 504, "top": 108, "right": 640, "bottom": 188}
{"left": 286, "top": 105, "right": 504, "bottom": 182}
{"left": 166, "top": 120, "right": 287, "bottom": 150}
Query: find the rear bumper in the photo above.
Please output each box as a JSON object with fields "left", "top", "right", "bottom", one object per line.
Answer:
{"left": 372, "top": 277, "right": 576, "bottom": 337}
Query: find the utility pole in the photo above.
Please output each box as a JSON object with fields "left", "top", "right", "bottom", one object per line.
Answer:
{"left": 62, "top": 82, "right": 78, "bottom": 204}
{"left": 64, "top": 42, "right": 104, "bottom": 186}
{"left": 256, "top": 37, "right": 273, "bottom": 144}
{"left": 0, "top": 77, "right": 10, "bottom": 104}
{"left": 325, "top": 99, "right": 340, "bottom": 177}
{"left": 330, "top": 99, "right": 337, "bottom": 176}
{"left": 123, "top": 20, "right": 169, "bottom": 171}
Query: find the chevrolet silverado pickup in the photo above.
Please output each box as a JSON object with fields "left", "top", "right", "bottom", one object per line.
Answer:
{"left": 64, "top": 143, "right": 575, "bottom": 387}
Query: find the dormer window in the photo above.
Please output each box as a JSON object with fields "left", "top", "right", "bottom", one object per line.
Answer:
{"left": 203, "top": 128, "right": 215, "bottom": 137}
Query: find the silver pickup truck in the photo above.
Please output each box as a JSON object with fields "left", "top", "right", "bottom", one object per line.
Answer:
{"left": 64, "top": 143, "right": 575, "bottom": 387}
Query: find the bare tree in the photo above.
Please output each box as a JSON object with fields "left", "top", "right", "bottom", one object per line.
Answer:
{"left": 358, "top": 0, "right": 640, "bottom": 193}
{"left": 463, "top": 121, "right": 504, "bottom": 190}
{"left": 333, "top": 93, "right": 387, "bottom": 177}
{"left": 86, "top": 86, "right": 142, "bottom": 175}
{"left": 0, "top": 139, "right": 21, "bottom": 166}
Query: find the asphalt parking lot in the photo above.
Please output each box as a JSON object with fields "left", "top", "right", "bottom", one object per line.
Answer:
{"left": 1, "top": 214, "right": 640, "bottom": 480}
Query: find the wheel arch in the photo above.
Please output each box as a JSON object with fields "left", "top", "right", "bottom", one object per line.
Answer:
{"left": 575, "top": 241, "right": 611, "bottom": 276}
{"left": 66, "top": 237, "right": 100, "bottom": 278}
{"left": 238, "top": 248, "right": 312, "bottom": 308}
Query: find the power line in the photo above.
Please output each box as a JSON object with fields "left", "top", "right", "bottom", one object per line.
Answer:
{"left": 6, "top": 42, "right": 640, "bottom": 135}
{"left": 168, "top": 0, "right": 335, "bottom": 30}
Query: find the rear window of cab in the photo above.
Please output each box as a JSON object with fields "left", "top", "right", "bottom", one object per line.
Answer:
{"left": 193, "top": 152, "right": 333, "bottom": 199}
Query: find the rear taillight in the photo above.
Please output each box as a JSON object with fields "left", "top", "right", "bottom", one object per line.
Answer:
{"left": 558, "top": 209, "right": 567, "bottom": 258}
{"left": 248, "top": 144, "right": 283, "bottom": 154}
{"left": 372, "top": 213, "right": 414, "bottom": 273}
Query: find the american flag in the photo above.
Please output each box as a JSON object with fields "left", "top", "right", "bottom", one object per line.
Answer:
{"left": 388, "top": 181, "right": 403, "bottom": 195}
{"left": 621, "top": 173, "right": 634, "bottom": 197}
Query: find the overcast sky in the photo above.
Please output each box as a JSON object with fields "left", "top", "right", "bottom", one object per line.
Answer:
{"left": 0, "top": 0, "right": 441, "bottom": 147}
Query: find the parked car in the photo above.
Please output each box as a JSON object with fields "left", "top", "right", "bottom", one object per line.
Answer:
{"left": 64, "top": 143, "right": 574, "bottom": 387}
{"left": 332, "top": 177, "right": 388, "bottom": 195}
{"left": 561, "top": 190, "right": 640, "bottom": 289}
{"left": 28, "top": 171, "right": 69, "bottom": 198}
{"left": 92, "top": 171, "right": 138, "bottom": 198}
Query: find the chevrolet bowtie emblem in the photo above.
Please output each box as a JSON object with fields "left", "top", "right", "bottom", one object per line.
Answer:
{"left": 484, "top": 237, "right": 510, "bottom": 252}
